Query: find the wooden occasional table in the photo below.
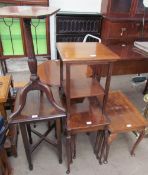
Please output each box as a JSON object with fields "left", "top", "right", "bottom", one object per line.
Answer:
{"left": 0, "top": 6, "right": 66, "bottom": 170}
{"left": 0, "top": 6, "right": 63, "bottom": 121}
{"left": 57, "top": 42, "right": 120, "bottom": 173}
{"left": 57, "top": 42, "right": 120, "bottom": 115}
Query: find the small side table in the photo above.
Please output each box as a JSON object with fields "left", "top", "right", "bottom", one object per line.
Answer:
{"left": 0, "top": 5, "right": 63, "bottom": 121}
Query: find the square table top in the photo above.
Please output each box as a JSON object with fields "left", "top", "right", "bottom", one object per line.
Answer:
{"left": 57, "top": 42, "right": 120, "bottom": 64}
{"left": 0, "top": 6, "right": 60, "bottom": 18}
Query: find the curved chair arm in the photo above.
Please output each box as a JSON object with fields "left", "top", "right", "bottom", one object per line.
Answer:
{"left": 83, "top": 34, "right": 101, "bottom": 43}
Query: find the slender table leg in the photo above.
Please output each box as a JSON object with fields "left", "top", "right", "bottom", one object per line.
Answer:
{"left": 102, "top": 63, "right": 113, "bottom": 114}
{"left": 56, "top": 118, "right": 62, "bottom": 164}
{"left": 20, "top": 123, "right": 33, "bottom": 170}
{"left": 130, "top": 130, "right": 145, "bottom": 156}
{"left": 60, "top": 59, "right": 63, "bottom": 88}
{"left": 66, "top": 64, "right": 71, "bottom": 116}
{"left": 66, "top": 131, "right": 71, "bottom": 174}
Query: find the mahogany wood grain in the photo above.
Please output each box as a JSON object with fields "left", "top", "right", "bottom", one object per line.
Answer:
{"left": 67, "top": 97, "right": 110, "bottom": 134}
{"left": 38, "top": 60, "right": 61, "bottom": 86}
{"left": 106, "top": 44, "right": 148, "bottom": 75}
{"left": 11, "top": 87, "right": 66, "bottom": 170}
{"left": 87, "top": 44, "right": 148, "bottom": 76}
{"left": 57, "top": 42, "right": 120, "bottom": 63}
{"left": 101, "top": 0, "right": 147, "bottom": 18}
{"left": 57, "top": 43, "right": 115, "bottom": 173}
{"left": 0, "top": 6, "right": 61, "bottom": 123}
{"left": 38, "top": 60, "right": 89, "bottom": 86}
{"left": 63, "top": 78, "right": 104, "bottom": 99}
{"left": 95, "top": 91, "right": 148, "bottom": 163}
{"left": 106, "top": 91, "right": 148, "bottom": 133}
{"left": 11, "top": 88, "right": 65, "bottom": 124}
{"left": 66, "top": 96, "right": 110, "bottom": 173}
{"left": 0, "top": 6, "right": 60, "bottom": 18}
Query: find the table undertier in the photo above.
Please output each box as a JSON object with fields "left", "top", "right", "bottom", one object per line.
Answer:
{"left": 63, "top": 78, "right": 104, "bottom": 99}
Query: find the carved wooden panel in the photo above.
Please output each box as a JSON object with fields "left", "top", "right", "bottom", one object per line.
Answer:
{"left": 56, "top": 14, "right": 102, "bottom": 42}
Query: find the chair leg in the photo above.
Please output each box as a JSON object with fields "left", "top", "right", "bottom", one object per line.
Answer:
{"left": 20, "top": 123, "right": 33, "bottom": 170}
{"left": 26, "top": 124, "right": 33, "bottom": 144}
{"left": 130, "top": 130, "right": 145, "bottom": 156}
{"left": 66, "top": 132, "right": 71, "bottom": 174}
{"left": 56, "top": 118, "right": 62, "bottom": 164}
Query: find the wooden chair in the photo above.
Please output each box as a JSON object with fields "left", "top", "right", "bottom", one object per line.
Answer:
{"left": 95, "top": 91, "right": 148, "bottom": 163}
{"left": 10, "top": 87, "right": 66, "bottom": 170}
{"left": 0, "top": 116, "right": 12, "bottom": 175}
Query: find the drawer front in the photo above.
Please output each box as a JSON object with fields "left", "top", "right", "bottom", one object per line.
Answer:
{"left": 108, "top": 22, "right": 141, "bottom": 38}
{"left": 102, "top": 19, "right": 142, "bottom": 40}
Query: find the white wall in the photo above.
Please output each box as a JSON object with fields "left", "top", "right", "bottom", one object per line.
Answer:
{"left": 50, "top": 0, "right": 102, "bottom": 13}
{"left": 49, "top": 0, "right": 102, "bottom": 59}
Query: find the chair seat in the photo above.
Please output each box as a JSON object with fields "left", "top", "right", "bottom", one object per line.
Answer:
{"left": 67, "top": 97, "right": 109, "bottom": 133}
{"left": 106, "top": 91, "right": 148, "bottom": 133}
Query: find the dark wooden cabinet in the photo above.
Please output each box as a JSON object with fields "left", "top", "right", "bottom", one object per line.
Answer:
{"left": 134, "top": 0, "right": 148, "bottom": 17}
{"left": 101, "top": 0, "right": 148, "bottom": 44}
{"left": 101, "top": 0, "right": 134, "bottom": 17}
{"left": 101, "top": 18, "right": 144, "bottom": 44}
{"left": 56, "top": 13, "right": 102, "bottom": 42}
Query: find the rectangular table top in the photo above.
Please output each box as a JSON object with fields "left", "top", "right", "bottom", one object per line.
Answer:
{"left": 0, "top": 6, "right": 60, "bottom": 18}
{"left": 107, "top": 44, "right": 148, "bottom": 61}
{"left": 57, "top": 42, "right": 120, "bottom": 64}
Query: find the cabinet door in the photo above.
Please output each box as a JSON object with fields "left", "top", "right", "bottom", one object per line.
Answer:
{"left": 110, "top": 0, "right": 132, "bottom": 14}
{"left": 135, "top": 0, "right": 148, "bottom": 17}
{"left": 101, "top": 19, "right": 142, "bottom": 43}
{"left": 102, "top": 0, "right": 133, "bottom": 17}
{"left": 144, "top": 22, "right": 148, "bottom": 38}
